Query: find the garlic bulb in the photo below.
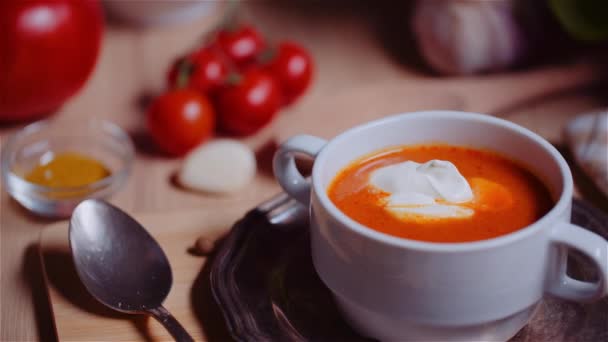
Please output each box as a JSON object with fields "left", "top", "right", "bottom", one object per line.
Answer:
{"left": 412, "top": 0, "right": 525, "bottom": 75}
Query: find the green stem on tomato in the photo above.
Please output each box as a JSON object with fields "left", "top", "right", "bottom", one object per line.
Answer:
{"left": 257, "top": 48, "right": 277, "bottom": 65}
{"left": 219, "top": 0, "right": 241, "bottom": 32}
{"left": 200, "top": 0, "right": 241, "bottom": 46}
{"left": 176, "top": 59, "right": 194, "bottom": 89}
{"left": 225, "top": 72, "right": 243, "bottom": 86}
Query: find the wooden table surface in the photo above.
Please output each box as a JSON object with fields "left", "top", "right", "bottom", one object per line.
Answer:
{"left": 2, "top": 2, "right": 607, "bottom": 341}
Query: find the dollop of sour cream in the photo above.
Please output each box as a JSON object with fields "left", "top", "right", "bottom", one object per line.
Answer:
{"left": 369, "top": 160, "right": 475, "bottom": 219}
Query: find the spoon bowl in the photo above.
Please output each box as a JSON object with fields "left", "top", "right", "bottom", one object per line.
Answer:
{"left": 69, "top": 199, "right": 193, "bottom": 341}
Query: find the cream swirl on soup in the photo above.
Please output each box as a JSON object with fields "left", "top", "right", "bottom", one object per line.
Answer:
{"left": 369, "top": 159, "right": 513, "bottom": 221}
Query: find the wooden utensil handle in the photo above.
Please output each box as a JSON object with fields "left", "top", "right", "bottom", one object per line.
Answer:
{"left": 148, "top": 306, "right": 194, "bottom": 342}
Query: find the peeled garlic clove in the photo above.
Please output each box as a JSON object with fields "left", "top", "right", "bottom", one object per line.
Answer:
{"left": 179, "top": 139, "right": 256, "bottom": 194}
{"left": 412, "top": 0, "right": 525, "bottom": 75}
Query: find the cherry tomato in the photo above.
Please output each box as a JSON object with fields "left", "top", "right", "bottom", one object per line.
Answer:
{"left": 0, "top": 0, "right": 103, "bottom": 122}
{"left": 217, "top": 25, "right": 265, "bottom": 67}
{"left": 216, "top": 69, "right": 281, "bottom": 136}
{"left": 167, "top": 48, "right": 228, "bottom": 93}
{"left": 266, "top": 41, "right": 313, "bottom": 105}
{"left": 147, "top": 89, "right": 215, "bottom": 156}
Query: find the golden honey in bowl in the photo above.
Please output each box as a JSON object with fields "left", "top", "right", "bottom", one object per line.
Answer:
{"left": 25, "top": 152, "right": 111, "bottom": 188}
{"left": 327, "top": 144, "right": 553, "bottom": 243}
{"left": 23, "top": 152, "right": 111, "bottom": 200}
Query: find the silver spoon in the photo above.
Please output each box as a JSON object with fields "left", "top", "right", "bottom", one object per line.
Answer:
{"left": 69, "top": 199, "right": 194, "bottom": 342}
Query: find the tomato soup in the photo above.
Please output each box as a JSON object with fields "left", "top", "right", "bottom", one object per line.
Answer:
{"left": 327, "top": 144, "right": 553, "bottom": 243}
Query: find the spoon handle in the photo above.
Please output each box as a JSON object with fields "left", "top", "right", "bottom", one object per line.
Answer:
{"left": 148, "top": 306, "right": 194, "bottom": 342}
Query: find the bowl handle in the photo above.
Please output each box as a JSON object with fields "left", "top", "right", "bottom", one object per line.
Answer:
{"left": 273, "top": 135, "right": 327, "bottom": 206}
{"left": 546, "top": 222, "right": 608, "bottom": 301}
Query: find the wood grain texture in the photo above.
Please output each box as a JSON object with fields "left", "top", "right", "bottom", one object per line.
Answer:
{"left": 2, "top": 2, "right": 608, "bottom": 341}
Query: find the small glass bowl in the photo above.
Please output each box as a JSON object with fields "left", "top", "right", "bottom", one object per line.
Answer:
{"left": 1, "top": 118, "right": 134, "bottom": 218}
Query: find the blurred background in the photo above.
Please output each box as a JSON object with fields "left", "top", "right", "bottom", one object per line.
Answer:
{"left": 2, "top": 0, "right": 607, "bottom": 204}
